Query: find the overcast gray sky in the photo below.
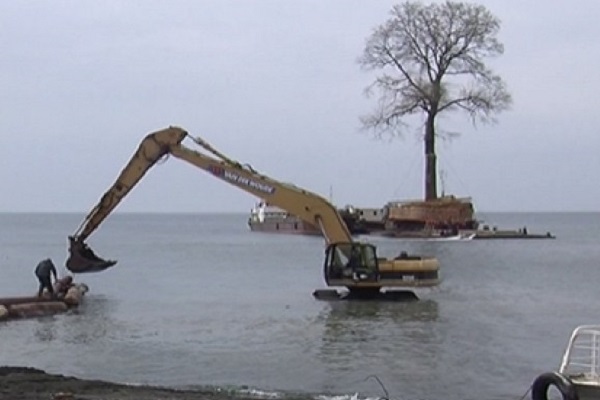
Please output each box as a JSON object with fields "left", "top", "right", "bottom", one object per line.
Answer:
{"left": 1, "top": 1, "right": 598, "bottom": 213}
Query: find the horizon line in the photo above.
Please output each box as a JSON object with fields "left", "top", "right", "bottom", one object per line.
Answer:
{"left": 0, "top": 210, "right": 598, "bottom": 214}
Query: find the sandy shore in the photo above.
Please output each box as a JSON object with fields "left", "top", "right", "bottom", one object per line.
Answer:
{"left": 0, "top": 366, "right": 266, "bottom": 400}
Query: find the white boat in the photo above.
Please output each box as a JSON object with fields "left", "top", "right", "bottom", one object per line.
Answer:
{"left": 531, "top": 325, "right": 600, "bottom": 400}
{"left": 439, "top": 232, "right": 476, "bottom": 241}
{"left": 386, "top": 232, "right": 476, "bottom": 241}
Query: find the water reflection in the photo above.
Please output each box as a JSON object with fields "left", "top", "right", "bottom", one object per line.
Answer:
{"left": 33, "top": 316, "right": 59, "bottom": 342}
{"left": 316, "top": 299, "right": 440, "bottom": 371}
{"left": 30, "top": 295, "right": 121, "bottom": 345}
{"left": 62, "top": 295, "right": 121, "bottom": 344}
{"left": 320, "top": 297, "right": 439, "bottom": 322}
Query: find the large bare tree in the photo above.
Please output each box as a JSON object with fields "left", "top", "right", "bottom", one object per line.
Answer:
{"left": 359, "top": 1, "right": 512, "bottom": 201}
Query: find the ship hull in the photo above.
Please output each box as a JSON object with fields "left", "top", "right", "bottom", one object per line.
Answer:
{"left": 248, "top": 218, "right": 321, "bottom": 235}
{"left": 247, "top": 202, "right": 382, "bottom": 236}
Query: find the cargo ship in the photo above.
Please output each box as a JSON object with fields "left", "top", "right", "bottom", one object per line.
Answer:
{"left": 247, "top": 202, "right": 384, "bottom": 236}
{"left": 248, "top": 202, "right": 320, "bottom": 235}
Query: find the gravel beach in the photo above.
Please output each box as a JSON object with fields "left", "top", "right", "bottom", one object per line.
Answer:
{"left": 0, "top": 366, "right": 278, "bottom": 400}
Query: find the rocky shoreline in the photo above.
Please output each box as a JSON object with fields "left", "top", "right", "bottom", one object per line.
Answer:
{"left": 0, "top": 366, "right": 272, "bottom": 400}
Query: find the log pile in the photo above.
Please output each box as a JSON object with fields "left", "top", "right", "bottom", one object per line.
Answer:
{"left": 0, "top": 282, "right": 89, "bottom": 322}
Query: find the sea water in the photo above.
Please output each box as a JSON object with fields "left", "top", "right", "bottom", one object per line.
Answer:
{"left": 0, "top": 212, "right": 598, "bottom": 400}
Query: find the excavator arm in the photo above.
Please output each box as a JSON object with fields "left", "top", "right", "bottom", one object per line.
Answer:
{"left": 67, "top": 126, "right": 440, "bottom": 295}
{"left": 67, "top": 126, "right": 352, "bottom": 272}
{"left": 71, "top": 127, "right": 186, "bottom": 243}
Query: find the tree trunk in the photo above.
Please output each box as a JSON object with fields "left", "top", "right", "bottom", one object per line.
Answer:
{"left": 424, "top": 112, "right": 437, "bottom": 201}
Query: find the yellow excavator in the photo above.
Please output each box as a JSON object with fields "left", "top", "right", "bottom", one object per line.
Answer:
{"left": 66, "top": 126, "right": 440, "bottom": 298}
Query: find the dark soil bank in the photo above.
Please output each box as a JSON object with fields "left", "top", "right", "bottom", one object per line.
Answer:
{"left": 0, "top": 366, "right": 279, "bottom": 400}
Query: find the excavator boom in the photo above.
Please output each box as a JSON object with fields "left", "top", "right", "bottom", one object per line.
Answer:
{"left": 67, "top": 126, "right": 352, "bottom": 273}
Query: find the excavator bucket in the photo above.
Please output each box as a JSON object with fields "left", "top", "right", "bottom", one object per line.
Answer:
{"left": 66, "top": 236, "right": 117, "bottom": 273}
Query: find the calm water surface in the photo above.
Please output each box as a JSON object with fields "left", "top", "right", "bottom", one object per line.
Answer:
{"left": 0, "top": 212, "right": 598, "bottom": 400}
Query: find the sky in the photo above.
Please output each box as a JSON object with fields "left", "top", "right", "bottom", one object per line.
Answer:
{"left": 1, "top": 1, "right": 599, "bottom": 213}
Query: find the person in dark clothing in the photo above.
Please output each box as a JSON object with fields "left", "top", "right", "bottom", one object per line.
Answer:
{"left": 35, "top": 258, "right": 58, "bottom": 298}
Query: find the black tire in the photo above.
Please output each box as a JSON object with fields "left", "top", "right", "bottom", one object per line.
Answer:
{"left": 531, "top": 372, "right": 579, "bottom": 400}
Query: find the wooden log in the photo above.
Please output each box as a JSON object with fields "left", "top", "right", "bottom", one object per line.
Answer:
{"left": 63, "top": 284, "right": 87, "bottom": 307}
{"left": 53, "top": 276, "right": 74, "bottom": 296}
{"left": 0, "top": 305, "right": 8, "bottom": 320}
{"left": 0, "top": 296, "right": 50, "bottom": 307}
{"left": 8, "top": 302, "right": 68, "bottom": 318}
{"left": 77, "top": 283, "right": 89, "bottom": 294}
{"left": 0, "top": 282, "right": 89, "bottom": 320}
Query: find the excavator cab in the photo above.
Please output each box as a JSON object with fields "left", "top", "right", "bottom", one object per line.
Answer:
{"left": 323, "top": 242, "right": 379, "bottom": 284}
{"left": 66, "top": 236, "right": 117, "bottom": 273}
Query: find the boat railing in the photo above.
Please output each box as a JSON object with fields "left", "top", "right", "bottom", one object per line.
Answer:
{"left": 559, "top": 325, "right": 600, "bottom": 382}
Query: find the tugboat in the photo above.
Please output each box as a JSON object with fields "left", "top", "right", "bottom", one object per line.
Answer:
{"left": 531, "top": 325, "right": 600, "bottom": 400}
